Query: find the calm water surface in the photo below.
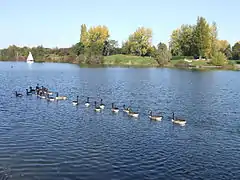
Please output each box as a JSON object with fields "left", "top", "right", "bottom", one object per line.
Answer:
{"left": 0, "top": 62, "right": 239, "bottom": 180}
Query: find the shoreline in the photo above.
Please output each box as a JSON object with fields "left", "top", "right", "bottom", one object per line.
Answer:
{"left": 1, "top": 60, "right": 239, "bottom": 71}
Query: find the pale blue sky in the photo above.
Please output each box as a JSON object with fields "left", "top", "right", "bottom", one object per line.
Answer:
{"left": 0, "top": 0, "right": 239, "bottom": 48}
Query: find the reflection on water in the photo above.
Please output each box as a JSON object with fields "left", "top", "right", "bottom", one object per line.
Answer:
{"left": 0, "top": 62, "right": 239, "bottom": 180}
{"left": 27, "top": 62, "right": 33, "bottom": 70}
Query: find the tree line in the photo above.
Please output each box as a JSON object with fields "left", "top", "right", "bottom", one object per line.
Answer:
{"left": 169, "top": 17, "right": 240, "bottom": 65}
{"left": 0, "top": 16, "right": 239, "bottom": 66}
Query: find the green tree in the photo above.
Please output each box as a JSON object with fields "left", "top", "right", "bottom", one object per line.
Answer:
{"left": 224, "top": 44, "right": 232, "bottom": 59}
{"left": 80, "top": 24, "right": 87, "bottom": 45}
{"left": 231, "top": 41, "right": 240, "bottom": 60}
{"left": 192, "top": 16, "right": 211, "bottom": 58}
{"left": 103, "top": 40, "right": 118, "bottom": 56}
{"left": 121, "top": 41, "right": 131, "bottom": 54}
{"left": 73, "top": 42, "right": 85, "bottom": 56}
{"left": 178, "top": 25, "right": 194, "bottom": 56}
{"left": 85, "top": 42, "right": 104, "bottom": 64}
{"left": 153, "top": 42, "right": 172, "bottom": 66}
{"left": 7, "top": 45, "right": 18, "bottom": 60}
{"left": 169, "top": 29, "right": 182, "bottom": 56}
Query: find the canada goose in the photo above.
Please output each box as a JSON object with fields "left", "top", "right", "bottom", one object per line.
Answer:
{"left": 29, "top": 86, "right": 35, "bottom": 93}
{"left": 55, "top": 92, "right": 67, "bottom": 100}
{"left": 47, "top": 91, "right": 53, "bottom": 95}
{"left": 47, "top": 94, "right": 55, "bottom": 102}
{"left": 123, "top": 105, "right": 130, "bottom": 113}
{"left": 72, "top": 96, "right": 79, "bottom": 105}
{"left": 128, "top": 108, "right": 139, "bottom": 118}
{"left": 94, "top": 101, "right": 101, "bottom": 112}
{"left": 99, "top": 99, "right": 105, "bottom": 109}
{"left": 37, "top": 89, "right": 43, "bottom": 97}
{"left": 85, "top": 97, "right": 90, "bottom": 107}
{"left": 15, "top": 91, "right": 23, "bottom": 97}
{"left": 44, "top": 89, "right": 53, "bottom": 95}
{"left": 36, "top": 89, "right": 41, "bottom": 96}
{"left": 172, "top": 112, "right": 186, "bottom": 126}
{"left": 148, "top": 110, "right": 163, "bottom": 121}
{"left": 36, "top": 84, "right": 40, "bottom": 90}
{"left": 40, "top": 92, "right": 46, "bottom": 99}
{"left": 26, "top": 89, "right": 32, "bottom": 95}
{"left": 111, "top": 103, "right": 119, "bottom": 113}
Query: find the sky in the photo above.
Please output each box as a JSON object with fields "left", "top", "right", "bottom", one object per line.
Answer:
{"left": 0, "top": 0, "right": 239, "bottom": 48}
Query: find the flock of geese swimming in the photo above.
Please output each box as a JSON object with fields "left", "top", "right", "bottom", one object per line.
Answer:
{"left": 15, "top": 84, "right": 187, "bottom": 126}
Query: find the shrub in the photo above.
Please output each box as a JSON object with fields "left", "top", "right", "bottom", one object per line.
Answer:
{"left": 174, "top": 60, "right": 190, "bottom": 68}
{"left": 235, "top": 60, "right": 240, "bottom": 64}
{"left": 171, "top": 56, "right": 194, "bottom": 60}
{"left": 210, "top": 52, "right": 227, "bottom": 66}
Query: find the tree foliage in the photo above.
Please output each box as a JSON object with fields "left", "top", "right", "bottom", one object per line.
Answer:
{"left": 232, "top": 41, "right": 240, "bottom": 60}
{"left": 217, "top": 40, "right": 232, "bottom": 59}
{"left": 192, "top": 16, "right": 211, "bottom": 58}
{"left": 208, "top": 21, "right": 218, "bottom": 58}
{"left": 210, "top": 51, "right": 227, "bottom": 66}
{"left": 77, "top": 24, "right": 111, "bottom": 64}
{"left": 153, "top": 42, "right": 172, "bottom": 66}
{"left": 87, "top": 25, "right": 109, "bottom": 45}
{"left": 123, "top": 27, "right": 152, "bottom": 56}
{"left": 0, "top": 19, "right": 238, "bottom": 66}
{"left": 169, "top": 29, "right": 181, "bottom": 56}
{"left": 73, "top": 42, "right": 85, "bottom": 56}
{"left": 178, "top": 25, "right": 194, "bottom": 56}
{"left": 169, "top": 17, "right": 234, "bottom": 60}
{"left": 80, "top": 24, "right": 87, "bottom": 45}
{"left": 103, "top": 40, "right": 118, "bottom": 56}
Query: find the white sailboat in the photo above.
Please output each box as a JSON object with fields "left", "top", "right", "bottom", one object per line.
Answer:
{"left": 26, "top": 52, "right": 34, "bottom": 64}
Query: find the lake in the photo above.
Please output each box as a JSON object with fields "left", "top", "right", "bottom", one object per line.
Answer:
{"left": 0, "top": 62, "right": 239, "bottom": 180}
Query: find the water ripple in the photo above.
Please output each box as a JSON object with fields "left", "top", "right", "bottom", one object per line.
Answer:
{"left": 0, "top": 62, "right": 239, "bottom": 179}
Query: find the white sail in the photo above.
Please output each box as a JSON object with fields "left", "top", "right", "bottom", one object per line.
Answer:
{"left": 27, "top": 52, "right": 34, "bottom": 63}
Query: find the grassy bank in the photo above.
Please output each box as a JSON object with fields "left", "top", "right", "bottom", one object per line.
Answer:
{"left": 103, "top": 54, "right": 158, "bottom": 67}
{"left": 103, "top": 55, "right": 238, "bottom": 70}
{"left": 1, "top": 54, "right": 238, "bottom": 70}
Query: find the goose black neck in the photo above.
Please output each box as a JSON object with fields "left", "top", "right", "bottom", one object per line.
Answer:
{"left": 149, "top": 111, "right": 152, "bottom": 116}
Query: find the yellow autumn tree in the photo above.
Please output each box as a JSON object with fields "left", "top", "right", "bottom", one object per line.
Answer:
{"left": 80, "top": 24, "right": 88, "bottom": 46}
{"left": 207, "top": 22, "right": 218, "bottom": 58}
{"left": 126, "top": 27, "right": 153, "bottom": 56}
{"left": 217, "top": 40, "right": 230, "bottom": 52}
{"left": 86, "top": 25, "right": 110, "bottom": 46}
